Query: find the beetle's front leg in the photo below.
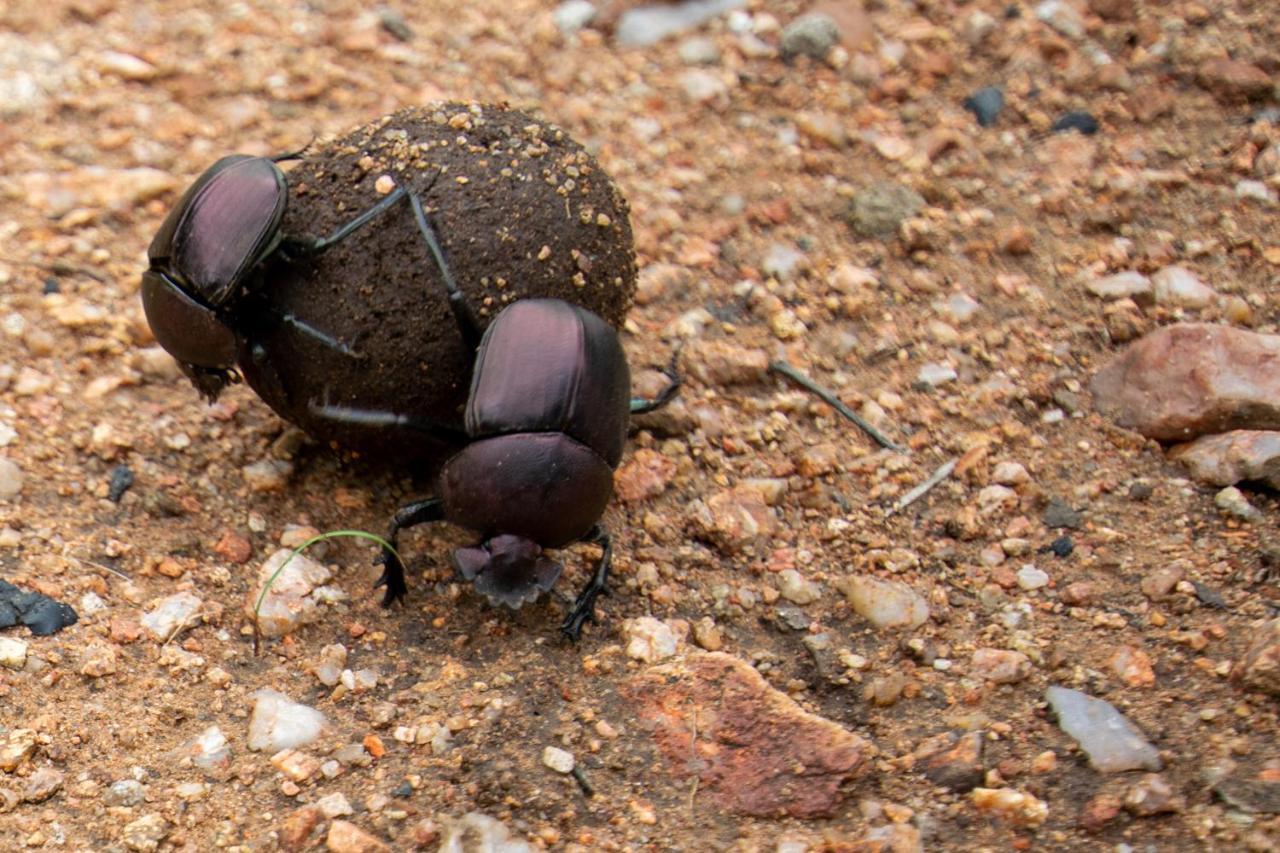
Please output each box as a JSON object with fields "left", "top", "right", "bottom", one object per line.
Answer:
{"left": 560, "top": 526, "right": 612, "bottom": 641}
{"left": 376, "top": 497, "right": 446, "bottom": 605}
{"left": 178, "top": 361, "right": 240, "bottom": 403}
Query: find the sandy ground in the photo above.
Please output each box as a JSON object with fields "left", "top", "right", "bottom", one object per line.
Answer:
{"left": 1, "top": 0, "right": 1279, "bottom": 850}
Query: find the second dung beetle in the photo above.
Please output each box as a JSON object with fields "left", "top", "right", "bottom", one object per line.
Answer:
{"left": 141, "top": 150, "right": 410, "bottom": 401}
{"left": 313, "top": 195, "right": 679, "bottom": 640}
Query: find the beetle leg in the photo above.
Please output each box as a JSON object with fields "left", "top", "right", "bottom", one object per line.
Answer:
{"left": 629, "top": 355, "right": 682, "bottom": 415}
{"left": 376, "top": 497, "right": 446, "bottom": 605}
{"left": 560, "top": 526, "right": 612, "bottom": 641}
{"left": 408, "top": 192, "right": 481, "bottom": 349}
{"left": 178, "top": 361, "right": 240, "bottom": 403}
{"left": 271, "top": 310, "right": 364, "bottom": 360}
{"left": 306, "top": 399, "right": 466, "bottom": 447}
{"left": 282, "top": 185, "right": 410, "bottom": 256}
{"left": 246, "top": 340, "right": 303, "bottom": 408}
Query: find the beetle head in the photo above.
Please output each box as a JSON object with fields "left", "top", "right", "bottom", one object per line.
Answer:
{"left": 141, "top": 270, "right": 240, "bottom": 401}
{"left": 452, "top": 534, "right": 562, "bottom": 609}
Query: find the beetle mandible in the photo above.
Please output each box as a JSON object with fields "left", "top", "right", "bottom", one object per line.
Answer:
{"left": 310, "top": 194, "right": 678, "bottom": 639}
{"left": 142, "top": 150, "right": 411, "bottom": 401}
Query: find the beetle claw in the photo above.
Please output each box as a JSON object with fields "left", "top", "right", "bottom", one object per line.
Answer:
{"left": 373, "top": 550, "right": 408, "bottom": 606}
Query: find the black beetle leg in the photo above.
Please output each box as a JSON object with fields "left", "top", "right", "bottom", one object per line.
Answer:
{"left": 306, "top": 398, "right": 466, "bottom": 447}
{"left": 178, "top": 361, "right": 240, "bottom": 403}
{"left": 408, "top": 191, "right": 481, "bottom": 349}
{"left": 270, "top": 310, "right": 364, "bottom": 360}
{"left": 560, "top": 526, "right": 612, "bottom": 642}
{"left": 629, "top": 354, "right": 682, "bottom": 416}
{"left": 248, "top": 342, "right": 292, "bottom": 406}
{"left": 283, "top": 185, "right": 410, "bottom": 257}
{"left": 376, "top": 497, "right": 446, "bottom": 605}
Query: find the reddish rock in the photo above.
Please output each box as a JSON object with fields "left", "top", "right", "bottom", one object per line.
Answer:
{"left": 1109, "top": 645, "right": 1156, "bottom": 688}
{"left": 970, "top": 648, "right": 1032, "bottom": 684}
{"left": 1128, "top": 85, "right": 1175, "bottom": 123}
{"left": 917, "top": 731, "right": 984, "bottom": 792}
{"left": 1198, "top": 59, "right": 1274, "bottom": 102}
{"left": 624, "top": 652, "right": 870, "bottom": 817}
{"left": 1088, "top": 0, "right": 1135, "bottom": 19}
{"left": 279, "top": 805, "right": 321, "bottom": 852}
{"left": 813, "top": 0, "right": 874, "bottom": 50}
{"left": 109, "top": 618, "right": 143, "bottom": 644}
{"left": 214, "top": 531, "right": 253, "bottom": 564}
{"left": 684, "top": 340, "right": 770, "bottom": 387}
{"left": 1060, "top": 581, "right": 1097, "bottom": 606}
{"left": 614, "top": 448, "right": 676, "bottom": 503}
{"left": 1090, "top": 324, "right": 1280, "bottom": 442}
{"left": 1124, "top": 774, "right": 1185, "bottom": 816}
{"left": 1232, "top": 618, "right": 1280, "bottom": 697}
{"left": 1079, "top": 792, "right": 1124, "bottom": 832}
{"left": 1168, "top": 430, "right": 1280, "bottom": 489}
{"left": 326, "top": 820, "right": 389, "bottom": 853}
{"left": 688, "top": 486, "right": 779, "bottom": 552}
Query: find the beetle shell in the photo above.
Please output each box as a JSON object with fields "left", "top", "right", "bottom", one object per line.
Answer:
{"left": 466, "top": 299, "right": 631, "bottom": 467}
{"left": 440, "top": 432, "right": 614, "bottom": 548}
{"left": 147, "top": 155, "right": 287, "bottom": 306}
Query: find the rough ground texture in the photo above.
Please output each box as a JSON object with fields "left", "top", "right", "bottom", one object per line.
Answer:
{"left": 0, "top": 0, "right": 1278, "bottom": 850}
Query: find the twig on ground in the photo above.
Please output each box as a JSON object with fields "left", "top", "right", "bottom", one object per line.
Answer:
{"left": 67, "top": 555, "right": 131, "bottom": 583}
{"left": 889, "top": 458, "right": 958, "bottom": 516}
{"left": 0, "top": 256, "right": 108, "bottom": 283}
{"left": 769, "top": 360, "right": 906, "bottom": 453}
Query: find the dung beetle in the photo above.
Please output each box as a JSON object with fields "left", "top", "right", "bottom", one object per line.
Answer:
{"left": 142, "top": 150, "right": 411, "bottom": 401}
{"left": 313, "top": 195, "right": 678, "bottom": 639}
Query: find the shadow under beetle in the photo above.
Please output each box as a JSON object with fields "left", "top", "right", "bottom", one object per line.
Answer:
{"left": 141, "top": 150, "right": 410, "bottom": 401}
{"left": 312, "top": 194, "right": 679, "bottom": 640}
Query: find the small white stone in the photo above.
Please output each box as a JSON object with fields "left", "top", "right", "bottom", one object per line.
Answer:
{"left": 1151, "top": 265, "right": 1214, "bottom": 309}
{"left": 1017, "top": 564, "right": 1050, "bottom": 590}
{"left": 777, "top": 569, "right": 821, "bottom": 605}
{"left": 140, "top": 591, "right": 203, "bottom": 641}
{"left": 1236, "top": 179, "right": 1275, "bottom": 204}
{"left": 916, "top": 363, "right": 957, "bottom": 388}
{"left": 0, "top": 458, "right": 23, "bottom": 499}
{"left": 247, "top": 689, "right": 326, "bottom": 752}
{"left": 0, "top": 637, "right": 28, "bottom": 669}
{"left": 553, "top": 0, "right": 596, "bottom": 33}
{"left": 542, "top": 746, "right": 576, "bottom": 774}
{"left": 187, "top": 726, "right": 231, "bottom": 777}
{"left": 992, "top": 461, "right": 1030, "bottom": 486}
{"left": 78, "top": 591, "right": 107, "bottom": 615}
{"left": 316, "top": 792, "right": 354, "bottom": 818}
{"left": 836, "top": 576, "right": 930, "bottom": 630}
{"left": 622, "top": 617, "right": 680, "bottom": 662}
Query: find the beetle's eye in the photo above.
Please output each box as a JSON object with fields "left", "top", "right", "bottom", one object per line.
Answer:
{"left": 141, "top": 271, "right": 238, "bottom": 368}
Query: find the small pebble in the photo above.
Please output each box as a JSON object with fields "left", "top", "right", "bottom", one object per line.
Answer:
{"left": 1017, "top": 565, "right": 1050, "bottom": 590}
{"left": 542, "top": 746, "right": 576, "bottom": 774}
{"left": 1051, "top": 111, "right": 1099, "bottom": 135}
{"left": 964, "top": 86, "right": 1004, "bottom": 127}
{"left": 779, "top": 13, "right": 841, "bottom": 61}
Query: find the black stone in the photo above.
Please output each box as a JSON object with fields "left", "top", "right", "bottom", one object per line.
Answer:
{"left": 108, "top": 465, "right": 134, "bottom": 503}
{"left": 1193, "top": 582, "right": 1228, "bottom": 610}
{"left": 0, "top": 580, "right": 78, "bottom": 635}
{"left": 964, "top": 86, "right": 1005, "bottom": 127}
{"left": 1051, "top": 111, "right": 1099, "bottom": 135}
